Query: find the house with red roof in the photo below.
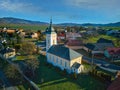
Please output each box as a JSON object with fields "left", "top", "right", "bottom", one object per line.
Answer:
{"left": 65, "top": 39, "right": 84, "bottom": 50}
{"left": 104, "top": 47, "right": 120, "bottom": 61}
{"left": 66, "top": 32, "right": 82, "bottom": 40}
{"left": 57, "top": 32, "right": 65, "bottom": 42}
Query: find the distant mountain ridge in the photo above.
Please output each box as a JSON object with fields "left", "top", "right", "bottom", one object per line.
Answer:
{"left": 58, "top": 22, "right": 120, "bottom": 27}
{"left": 0, "top": 17, "right": 48, "bottom": 25}
{"left": 0, "top": 17, "right": 120, "bottom": 27}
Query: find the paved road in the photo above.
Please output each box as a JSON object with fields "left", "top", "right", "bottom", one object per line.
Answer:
{"left": 0, "top": 70, "right": 18, "bottom": 90}
{"left": 83, "top": 56, "right": 120, "bottom": 72}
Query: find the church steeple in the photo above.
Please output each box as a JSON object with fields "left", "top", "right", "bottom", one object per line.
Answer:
{"left": 50, "top": 17, "right": 52, "bottom": 27}
{"left": 46, "top": 18, "right": 57, "bottom": 51}
{"left": 46, "top": 17, "right": 55, "bottom": 33}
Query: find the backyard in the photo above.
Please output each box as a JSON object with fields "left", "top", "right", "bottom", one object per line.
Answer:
{"left": 33, "top": 55, "right": 106, "bottom": 90}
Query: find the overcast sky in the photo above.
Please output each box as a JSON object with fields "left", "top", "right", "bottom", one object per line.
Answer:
{"left": 0, "top": 0, "right": 120, "bottom": 24}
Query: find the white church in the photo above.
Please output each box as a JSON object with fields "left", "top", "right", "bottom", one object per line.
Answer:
{"left": 46, "top": 19, "right": 84, "bottom": 74}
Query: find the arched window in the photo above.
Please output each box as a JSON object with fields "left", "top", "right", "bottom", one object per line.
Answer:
{"left": 56, "top": 58, "right": 58, "bottom": 63}
{"left": 65, "top": 62, "right": 67, "bottom": 67}
{"left": 60, "top": 59, "right": 62, "bottom": 65}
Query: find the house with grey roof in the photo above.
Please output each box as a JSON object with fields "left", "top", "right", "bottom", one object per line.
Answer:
{"left": 0, "top": 48, "right": 16, "bottom": 59}
{"left": 46, "top": 19, "right": 84, "bottom": 74}
{"left": 84, "top": 43, "right": 114, "bottom": 54}
{"left": 84, "top": 38, "right": 114, "bottom": 54}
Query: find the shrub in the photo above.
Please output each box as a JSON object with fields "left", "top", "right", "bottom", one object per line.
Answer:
{"left": 70, "top": 72, "right": 78, "bottom": 79}
{"left": 73, "top": 72, "right": 77, "bottom": 79}
{"left": 55, "top": 66, "right": 61, "bottom": 72}
{"left": 62, "top": 69, "right": 67, "bottom": 76}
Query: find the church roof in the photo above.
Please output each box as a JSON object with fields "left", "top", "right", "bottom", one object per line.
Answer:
{"left": 47, "top": 45, "right": 82, "bottom": 61}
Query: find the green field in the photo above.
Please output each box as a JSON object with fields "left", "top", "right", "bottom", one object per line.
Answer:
{"left": 0, "top": 24, "right": 47, "bottom": 31}
{"left": 101, "top": 26, "right": 120, "bottom": 30}
{"left": 33, "top": 55, "right": 105, "bottom": 90}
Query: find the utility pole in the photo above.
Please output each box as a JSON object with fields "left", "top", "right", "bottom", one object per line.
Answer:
{"left": 91, "top": 53, "right": 94, "bottom": 70}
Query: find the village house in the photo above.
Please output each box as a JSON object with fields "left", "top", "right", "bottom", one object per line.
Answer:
{"left": 57, "top": 32, "right": 65, "bottom": 42}
{"left": 104, "top": 47, "right": 120, "bottom": 61}
{"left": 66, "top": 32, "right": 82, "bottom": 40}
{"left": 46, "top": 19, "right": 84, "bottom": 74}
{"left": 0, "top": 48, "right": 16, "bottom": 59}
{"left": 84, "top": 38, "right": 114, "bottom": 54}
{"left": 84, "top": 43, "right": 114, "bottom": 54}
{"left": 65, "top": 39, "right": 84, "bottom": 50}
{"left": 31, "top": 32, "right": 38, "bottom": 39}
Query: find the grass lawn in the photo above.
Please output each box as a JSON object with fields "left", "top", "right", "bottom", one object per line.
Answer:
{"left": 33, "top": 55, "right": 105, "bottom": 90}
{"left": 17, "top": 85, "right": 26, "bottom": 90}
{"left": 15, "top": 56, "right": 27, "bottom": 60}
{"left": 13, "top": 54, "right": 38, "bottom": 61}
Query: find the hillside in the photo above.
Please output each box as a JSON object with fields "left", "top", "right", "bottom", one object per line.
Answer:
{"left": 0, "top": 17, "right": 48, "bottom": 25}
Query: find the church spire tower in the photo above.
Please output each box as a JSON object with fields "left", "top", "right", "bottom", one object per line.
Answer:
{"left": 46, "top": 18, "right": 57, "bottom": 51}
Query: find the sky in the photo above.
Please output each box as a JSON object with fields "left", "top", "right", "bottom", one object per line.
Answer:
{"left": 0, "top": 0, "right": 120, "bottom": 24}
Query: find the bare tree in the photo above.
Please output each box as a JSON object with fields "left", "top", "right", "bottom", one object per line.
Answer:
{"left": 25, "top": 55, "right": 39, "bottom": 76}
{"left": 5, "top": 64, "right": 21, "bottom": 79}
{"left": 20, "top": 42, "right": 36, "bottom": 55}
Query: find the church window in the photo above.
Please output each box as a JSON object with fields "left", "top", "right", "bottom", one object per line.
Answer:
{"left": 60, "top": 60, "right": 62, "bottom": 65}
{"left": 65, "top": 62, "right": 67, "bottom": 67}
{"left": 56, "top": 58, "right": 58, "bottom": 63}
{"left": 53, "top": 56, "right": 54, "bottom": 61}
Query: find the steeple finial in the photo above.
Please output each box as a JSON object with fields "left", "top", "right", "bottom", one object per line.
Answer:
{"left": 50, "top": 16, "right": 52, "bottom": 26}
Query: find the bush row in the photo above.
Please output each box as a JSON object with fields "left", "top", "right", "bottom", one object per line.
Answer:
{"left": 89, "top": 69, "right": 112, "bottom": 83}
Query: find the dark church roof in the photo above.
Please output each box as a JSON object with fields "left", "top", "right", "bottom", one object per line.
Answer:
{"left": 47, "top": 45, "right": 82, "bottom": 61}
{"left": 72, "top": 62, "right": 81, "bottom": 69}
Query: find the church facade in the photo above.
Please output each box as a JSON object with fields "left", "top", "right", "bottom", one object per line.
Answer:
{"left": 46, "top": 19, "right": 84, "bottom": 74}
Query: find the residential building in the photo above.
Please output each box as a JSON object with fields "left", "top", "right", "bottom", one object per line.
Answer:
{"left": 84, "top": 43, "right": 114, "bottom": 54}
{"left": 31, "top": 32, "right": 38, "bottom": 39}
{"left": 57, "top": 33, "right": 65, "bottom": 42}
{"left": 84, "top": 38, "right": 114, "bottom": 54}
{"left": 104, "top": 47, "right": 120, "bottom": 61}
{"left": 66, "top": 32, "right": 82, "bottom": 40}
{"left": 0, "top": 48, "right": 16, "bottom": 59}
{"left": 65, "top": 39, "right": 84, "bottom": 50}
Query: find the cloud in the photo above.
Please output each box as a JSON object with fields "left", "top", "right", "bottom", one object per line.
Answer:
{"left": 64, "top": 0, "right": 120, "bottom": 21}
{"left": 65, "top": 0, "right": 120, "bottom": 11}
{"left": 0, "top": 0, "right": 42, "bottom": 13}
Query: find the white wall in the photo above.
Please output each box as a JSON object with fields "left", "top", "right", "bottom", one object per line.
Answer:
{"left": 46, "top": 33, "right": 57, "bottom": 51}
